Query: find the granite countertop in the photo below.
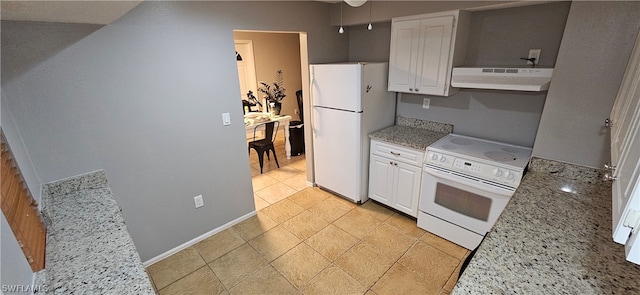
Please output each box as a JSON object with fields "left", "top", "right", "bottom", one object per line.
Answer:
{"left": 453, "top": 158, "right": 640, "bottom": 294}
{"left": 369, "top": 117, "right": 452, "bottom": 150}
{"left": 39, "top": 170, "right": 155, "bottom": 294}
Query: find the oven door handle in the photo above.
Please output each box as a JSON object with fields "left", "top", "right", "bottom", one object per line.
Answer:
{"left": 423, "top": 167, "right": 515, "bottom": 197}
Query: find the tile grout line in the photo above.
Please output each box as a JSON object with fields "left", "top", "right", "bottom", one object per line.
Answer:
{"left": 154, "top": 248, "right": 208, "bottom": 293}
{"left": 274, "top": 202, "right": 372, "bottom": 293}
{"left": 204, "top": 263, "right": 230, "bottom": 294}
{"left": 153, "top": 151, "right": 466, "bottom": 294}
{"left": 357, "top": 215, "right": 420, "bottom": 293}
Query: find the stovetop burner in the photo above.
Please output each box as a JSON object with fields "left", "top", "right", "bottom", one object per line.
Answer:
{"left": 441, "top": 144, "right": 458, "bottom": 150}
{"left": 451, "top": 138, "right": 474, "bottom": 145}
{"left": 484, "top": 151, "right": 518, "bottom": 162}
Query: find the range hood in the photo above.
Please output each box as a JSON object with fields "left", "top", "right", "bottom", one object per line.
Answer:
{"left": 451, "top": 67, "right": 553, "bottom": 92}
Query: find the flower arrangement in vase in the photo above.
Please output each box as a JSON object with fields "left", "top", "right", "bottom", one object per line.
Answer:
{"left": 258, "top": 70, "right": 286, "bottom": 116}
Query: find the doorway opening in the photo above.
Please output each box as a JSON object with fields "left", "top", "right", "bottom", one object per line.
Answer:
{"left": 234, "top": 30, "right": 312, "bottom": 210}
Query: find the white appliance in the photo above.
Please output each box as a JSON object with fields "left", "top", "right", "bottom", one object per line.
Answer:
{"left": 310, "top": 62, "right": 396, "bottom": 203}
{"left": 417, "top": 134, "right": 532, "bottom": 250}
{"left": 451, "top": 67, "right": 553, "bottom": 91}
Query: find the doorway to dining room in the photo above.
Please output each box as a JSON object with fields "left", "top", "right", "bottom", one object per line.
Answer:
{"left": 234, "top": 30, "right": 312, "bottom": 208}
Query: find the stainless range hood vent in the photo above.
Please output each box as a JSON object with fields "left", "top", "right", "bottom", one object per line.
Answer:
{"left": 451, "top": 67, "right": 553, "bottom": 92}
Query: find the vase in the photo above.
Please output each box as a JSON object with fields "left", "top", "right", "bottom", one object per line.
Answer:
{"left": 270, "top": 102, "right": 282, "bottom": 116}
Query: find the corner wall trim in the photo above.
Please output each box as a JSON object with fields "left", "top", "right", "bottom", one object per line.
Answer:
{"left": 142, "top": 210, "right": 257, "bottom": 267}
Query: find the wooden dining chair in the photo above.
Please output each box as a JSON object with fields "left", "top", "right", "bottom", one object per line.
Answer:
{"left": 248, "top": 121, "right": 280, "bottom": 173}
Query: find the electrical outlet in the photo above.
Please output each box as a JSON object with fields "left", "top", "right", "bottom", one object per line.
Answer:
{"left": 423, "top": 98, "right": 430, "bottom": 109}
{"left": 528, "top": 49, "right": 541, "bottom": 65}
{"left": 194, "top": 195, "right": 204, "bottom": 208}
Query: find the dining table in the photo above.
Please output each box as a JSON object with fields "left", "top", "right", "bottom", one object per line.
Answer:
{"left": 244, "top": 113, "right": 293, "bottom": 159}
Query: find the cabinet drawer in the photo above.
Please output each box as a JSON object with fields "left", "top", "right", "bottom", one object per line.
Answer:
{"left": 371, "top": 140, "right": 425, "bottom": 166}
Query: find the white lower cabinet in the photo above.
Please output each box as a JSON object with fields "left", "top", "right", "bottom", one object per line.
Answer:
{"left": 368, "top": 140, "right": 424, "bottom": 217}
{"left": 369, "top": 154, "right": 395, "bottom": 205}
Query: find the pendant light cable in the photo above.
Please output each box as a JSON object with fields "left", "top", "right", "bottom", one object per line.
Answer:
{"left": 367, "top": 1, "right": 372, "bottom": 30}
{"left": 339, "top": 2, "right": 344, "bottom": 34}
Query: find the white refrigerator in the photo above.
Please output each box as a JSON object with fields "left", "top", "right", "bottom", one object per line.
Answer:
{"left": 310, "top": 62, "right": 396, "bottom": 203}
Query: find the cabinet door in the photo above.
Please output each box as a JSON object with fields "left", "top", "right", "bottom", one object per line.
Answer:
{"left": 611, "top": 31, "right": 640, "bottom": 245}
{"left": 610, "top": 31, "right": 640, "bottom": 165}
{"left": 611, "top": 99, "right": 640, "bottom": 249}
{"left": 388, "top": 19, "right": 422, "bottom": 93}
{"left": 392, "top": 161, "right": 422, "bottom": 217}
{"left": 415, "top": 16, "right": 454, "bottom": 96}
{"left": 368, "top": 154, "right": 395, "bottom": 206}
{"left": 609, "top": 27, "right": 640, "bottom": 266}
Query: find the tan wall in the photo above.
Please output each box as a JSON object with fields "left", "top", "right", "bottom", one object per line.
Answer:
{"left": 234, "top": 31, "right": 303, "bottom": 121}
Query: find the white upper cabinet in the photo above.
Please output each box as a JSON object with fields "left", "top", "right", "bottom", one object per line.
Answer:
{"left": 388, "top": 10, "right": 470, "bottom": 96}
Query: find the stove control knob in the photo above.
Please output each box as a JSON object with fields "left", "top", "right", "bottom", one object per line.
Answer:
{"left": 505, "top": 171, "right": 515, "bottom": 180}
{"left": 494, "top": 169, "right": 503, "bottom": 177}
{"left": 431, "top": 153, "right": 439, "bottom": 161}
{"left": 439, "top": 155, "right": 447, "bottom": 162}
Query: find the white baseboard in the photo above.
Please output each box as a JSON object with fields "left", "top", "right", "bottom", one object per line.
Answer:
{"left": 143, "top": 210, "right": 257, "bottom": 267}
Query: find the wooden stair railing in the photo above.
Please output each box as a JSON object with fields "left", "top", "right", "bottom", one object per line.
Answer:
{"left": 1, "top": 130, "right": 46, "bottom": 272}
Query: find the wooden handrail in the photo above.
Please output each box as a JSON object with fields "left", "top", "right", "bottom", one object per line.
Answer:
{"left": 1, "top": 129, "right": 46, "bottom": 272}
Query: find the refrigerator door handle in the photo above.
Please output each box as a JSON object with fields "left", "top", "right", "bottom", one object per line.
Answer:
{"left": 310, "top": 72, "right": 317, "bottom": 136}
{"left": 310, "top": 75, "right": 315, "bottom": 107}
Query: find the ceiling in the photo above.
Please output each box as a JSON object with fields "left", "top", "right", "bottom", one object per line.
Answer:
{"left": 0, "top": 0, "right": 335, "bottom": 25}
{"left": 0, "top": 1, "right": 143, "bottom": 25}
{"left": 0, "top": 1, "right": 549, "bottom": 25}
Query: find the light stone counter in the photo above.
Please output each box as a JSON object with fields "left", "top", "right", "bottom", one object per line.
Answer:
{"left": 39, "top": 170, "right": 155, "bottom": 294}
{"left": 453, "top": 158, "right": 640, "bottom": 294}
{"left": 369, "top": 116, "right": 452, "bottom": 150}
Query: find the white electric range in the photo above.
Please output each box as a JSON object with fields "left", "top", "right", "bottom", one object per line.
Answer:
{"left": 417, "top": 133, "right": 532, "bottom": 250}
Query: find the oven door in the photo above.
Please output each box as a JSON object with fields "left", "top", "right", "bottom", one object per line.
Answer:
{"left": 419, "top": 166, "right": 513, "bottom": 235}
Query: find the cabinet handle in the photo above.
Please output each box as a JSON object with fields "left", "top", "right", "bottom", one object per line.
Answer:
{"left": 390, "top": 151, "right": 400, "bottom": 156}
{"left": 604, "top": 172, "right": 617, "bottom": 181}
{"left": 605, "top": 118, "right": 614, "bottom": 128}
{"left": 390, "top": 161, "right": 393, "bottom": 165}
{"left": 394, "top": 163, "right": 398, "bottom": 166}
{"left": 409, "top": 88, "right": 414, "bottom": 91}
{"left": 415, "top": 88, "right": 419, "bottom": 92}
{"left": 604, "top": 163, "right": 616, "bottom": 171}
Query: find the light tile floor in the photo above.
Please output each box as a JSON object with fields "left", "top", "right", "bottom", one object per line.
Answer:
{"left": 147, "top": 134, "right": 470, "bottom": 295}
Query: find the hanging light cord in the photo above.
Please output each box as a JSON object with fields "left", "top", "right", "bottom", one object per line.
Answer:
{"left": 367, "top": 1, "right": 372, "bottom": 30}
{"left": 339, "top": 2, "right": 344, "bottom": 34}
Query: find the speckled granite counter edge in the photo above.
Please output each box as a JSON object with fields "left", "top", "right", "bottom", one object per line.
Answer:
{"left": 42, "top": 169, "right": 108, "bottom": 197}
{"left": 451, "top": 158, "right": 639, "bottom": 294}
{"left": 396, "top": 115, "right": 453, "bottom": 134}
{"left": 369, "top": 125, "right": 449, "bottom": 151}
{"left": 33, "top": 270, "right": 46, "bottom": 293}
{"left": 369, "top": 117, "right": 451, "bottom": 150}
{"left": 529, "top": 156, "right": 604, "bottom": 184}
{"left": 41, "top": 170, "right": 108, "bottom": 228}
{"left": 40, "top": 170, "right": 155, "bottom": 294}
